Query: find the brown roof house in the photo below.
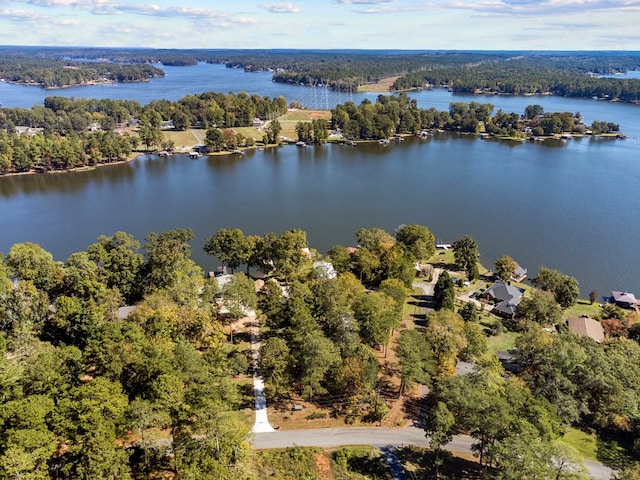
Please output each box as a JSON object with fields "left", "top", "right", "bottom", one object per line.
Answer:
{"left": 567, "top": 315, "right": 605, "bottom": 343}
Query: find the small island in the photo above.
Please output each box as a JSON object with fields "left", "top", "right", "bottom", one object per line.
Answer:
{"left": 0, "top": 54, "right": 164, "bottom": 89}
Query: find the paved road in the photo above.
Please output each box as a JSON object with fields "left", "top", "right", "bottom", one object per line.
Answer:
{"left": 253, "top": 427, "right": 613, "bottom": 480}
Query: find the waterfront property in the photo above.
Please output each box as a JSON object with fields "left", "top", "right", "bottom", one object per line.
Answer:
{"left": 611, "top": 291, "right": 639, "bottom": 309}
{"left": 480, "top": 282, "right": 524, "bottom": 319}
{"left": 567, "top": 315, "right": 605, "bottom": 343}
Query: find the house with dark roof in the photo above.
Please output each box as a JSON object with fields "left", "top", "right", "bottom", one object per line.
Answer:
{"left": 567, "top": 315, "right": 605, "bottom": 343}
{"left": 480, "top": 281, "right": 524, "bottom": 318}
{"left": 511, "top": 263, "right": 528, "bottom": 283}
{"left": 611, "top": 291, "right": 638, "bottom": 309}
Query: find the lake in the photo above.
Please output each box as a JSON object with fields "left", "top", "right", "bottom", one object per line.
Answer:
{"left": 0, "top": 62, "right": 639, "bottom": 298}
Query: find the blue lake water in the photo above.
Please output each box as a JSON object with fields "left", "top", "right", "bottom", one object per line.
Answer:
{"left": 0, "top": 62, "right": 639, "bottom": 298}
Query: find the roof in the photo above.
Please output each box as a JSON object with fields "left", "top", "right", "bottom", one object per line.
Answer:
{"left": 611, "top": 291, "right": 637, "bottom": 305}
{"left": 482, "top": 282, "right": 523, "bottom": 306}
{"left": 567, "top": 316, "right": 605, "bottom": 343}
{"left": 313, "top": 261, "right": 337, "bottom": 280}
{"left": 512, "top": 264, "right": 527, "bottom": 281}
{"left": 117, "top": 306, "right": 137, "bottom": 320}
{"left": 494, "top": 300, "right": 519, "bottom": 317}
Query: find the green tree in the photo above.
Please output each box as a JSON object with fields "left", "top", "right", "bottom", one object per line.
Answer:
{"left": 5, "top": 242, "right": 63, "bottom": 294}
{"left": 88, "top": 231, "right": 143, "bottom": 304}
{"left": 433, "top": 271, "right": 455, "bottom": 311}
{"left": 296, "top": 330, "right": 340, "bottom": 400}
{"left": 452, "top": 235, "right": 480, "bottom": 280}
{"left": 260, "top": 337, "right": 292, "bottom": 401}
{"left": 494, "top": 254, "right": 517, "bottom": 283}
{"left": 205, "top": 127, "right": 225, "bottom": 152}
{"left": 265, "top": 119, "right": 282, "bottom": 144}
{"left": 517, "top": 290, "right": 562, "bottom": 326}
{"left": 52, "top": 377, "right": 132, "bottom": 480}
{"left": 396, "top": 329, "right": 434, "bottom": 395}
{"left": 353, "top": 291, "right": 397, "bottom": 350}
{"left": 395, "top": 224, "right": 436, "bottom": 260}
{"left": 142, "top": 228, "right": 199, "bottom": 292}
{"left": 204, "top": 228, "right": 252, "bottom": 274}
{"left": 220, "top": 273, "right": 257, "bottom": 321}
{"left": 460, "top": 321, "right": 487, "bottom": 362}
{"left": 173, "top": 408, "right": 250, "bottom": 480}
{"left": 425, "top": 310, "right": 467, "bottom": 377}
{"left": 458, "top": 301, "right": 479, "bottom": 323}
{"left": 533, "top": 267, "right": 579, "bottom": 309}
{"left": 138, "top": 110, "right": 163, "bottom": 151}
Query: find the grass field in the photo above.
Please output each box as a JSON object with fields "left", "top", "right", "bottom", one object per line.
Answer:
{"left": 161, "top": 129, "right": 205, "bottom": 151}
{"left": 562, "top": 298, "right": 602, "bottom": 320}
{"left": 276, "top": 109, "right": 332, "bottom": 140}
{"left": 357, "top": 76, "right": 399, "bottom": 93}
{"left": 561, "top": 428, "right": 598, "bottom": 461}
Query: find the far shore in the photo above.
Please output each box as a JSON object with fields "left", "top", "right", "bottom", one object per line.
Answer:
{"left": 0, "top": 124, "right": 627, "bottom": 178}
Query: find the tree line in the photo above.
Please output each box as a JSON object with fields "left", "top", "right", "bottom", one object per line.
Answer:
{"left": 3, "top": 47, "right": 640, "bottom": 99}
{"left": 0, "top": 92, "right": 288, "bottom": 174}
{"left": 392, "top": 55, "right": 640, "bottom": 102}
{"left": 0, "top": 56, "right": 164, "bottom": 89}
{"left": 329, "top": 94, "right": 621, "bottom": 141}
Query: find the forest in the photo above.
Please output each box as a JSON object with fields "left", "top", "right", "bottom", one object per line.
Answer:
{"left": 391, "top": 56, "right": 640, "bottom": 102}
{"left": 2, "top": 47, "right": 640, "bottom": 101}
{"left": 0, "top": 56, "right": 164, "bottom": 89}
{"left": 0, "top": 92, "right": 288, "bottom": 175}
{"left": 2, "top": 224, "right": 640, "bottom": 479}
{"left": 326, "top": 94, "right": 619, "bottom": 142}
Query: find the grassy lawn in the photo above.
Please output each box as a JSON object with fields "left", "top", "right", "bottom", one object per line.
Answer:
{"left": 563, "top": 298, "right": 602, "bottom": 320}
{"left": 357, "top": 76, "right": 399, "bottom": 93}
{"left": 486, "top": 330, "right": 518, "bottom": 355}
{"left": 233, "top": 126, "right": 264, "bottom": 140}
{"left": 161, "top": 129, "right": 204, "bottom": 150}
{"left": 561, "top": 428, "right": 598, "bottom": 461}
{"left": 276, "top": 110, "right": 332, "bottom": 140}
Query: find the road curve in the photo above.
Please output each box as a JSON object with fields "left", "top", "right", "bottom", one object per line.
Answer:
{"left": 253, "top": 426, "right": 612, "bottom": 480}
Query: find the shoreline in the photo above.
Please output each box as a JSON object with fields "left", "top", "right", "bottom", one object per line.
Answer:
{"left": 0, "top": 152, "right": 140, "bottom": 178}
{"left": 0, "top": 129, "right": 626, "bottom": 178}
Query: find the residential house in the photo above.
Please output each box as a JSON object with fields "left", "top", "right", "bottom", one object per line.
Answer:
{"left": 567, "top": 315, "right": 605, "bottom": 343}
{"left": 611, "top": 291, "right": 638, "bottom": 309}
{"left": 511, "top": 263, "right": 528, "bottom": 282}
{"left": 480, "top": 281, "right": 523, "bottom": 318}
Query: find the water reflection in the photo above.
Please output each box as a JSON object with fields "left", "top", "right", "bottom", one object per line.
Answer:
{"left": 0, "top": 162, "right": 136, "bottom": 198}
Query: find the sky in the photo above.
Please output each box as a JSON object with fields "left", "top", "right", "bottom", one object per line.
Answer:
{"left": 0, "top": 0, "right": 639, "bottom": 51}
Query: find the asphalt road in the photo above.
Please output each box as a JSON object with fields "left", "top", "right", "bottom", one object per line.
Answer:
{"left": 253, "top": 426, "right": 613, "bottom": 480}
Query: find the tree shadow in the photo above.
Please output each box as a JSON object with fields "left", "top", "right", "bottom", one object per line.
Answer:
{"left": 402, "top": 395, "right": 429, "bottom": 427}
{"left": 396, "top": 446, "right": 483, "bottom": 480}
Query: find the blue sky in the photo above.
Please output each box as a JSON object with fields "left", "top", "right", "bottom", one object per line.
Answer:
{"left": 0, "top": 0, "right": 638, "bottom": 50}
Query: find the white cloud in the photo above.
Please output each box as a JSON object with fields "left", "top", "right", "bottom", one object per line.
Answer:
{"left": 336, "top": 0, "right": 394, "bottom": 4}
{"left": 0, "top": 7, "right": 79, "bottom": 24}
{"left": 259, "top": 2, "right": 301, "bottom": 13}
